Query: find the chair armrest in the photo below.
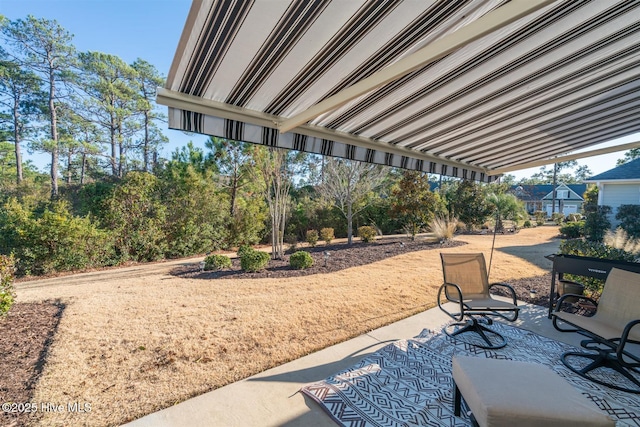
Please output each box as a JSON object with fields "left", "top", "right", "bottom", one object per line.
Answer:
{"left": 489, "top": 282, "right": 517, "bottom": 306}
{"left": 553, "top": 294, "right": 598, "bottom": 313}
{"left": 437, "top": 282, "right": 464, "bottom": 322}
{"left": 618, "top": 319, "right": 640, "bottom": 366}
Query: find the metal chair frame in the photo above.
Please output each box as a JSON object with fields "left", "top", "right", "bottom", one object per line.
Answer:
{"left": 438, "top": 253, "right": 519, "bottom": 349}
{"left": 553, "top": 288, "right": 640, "bottom": 394}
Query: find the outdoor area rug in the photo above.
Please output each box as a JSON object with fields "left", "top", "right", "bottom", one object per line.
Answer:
{"left": 301, "top": 322, "right": 640, "bottom": 426}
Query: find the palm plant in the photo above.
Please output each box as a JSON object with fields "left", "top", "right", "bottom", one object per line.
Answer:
{"left": 486, "top": 193, "right": 527, "bottom": 232}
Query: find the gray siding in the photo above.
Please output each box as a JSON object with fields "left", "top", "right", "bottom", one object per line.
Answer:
{"left": 601, "top": 184, "right": 640, "bottom": 227}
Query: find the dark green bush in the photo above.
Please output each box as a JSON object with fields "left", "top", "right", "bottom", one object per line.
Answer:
{"left": 559, "top": 239, "right": 636, "bottom": 296}
{"left": 204, "top": 254, "right": 232, "bottom": 271}
{"left": 0, "top": 255, "right": 15, "bottom": 316}
{"left": 616, "top": 205, "right": 640, "bottom": 238}
{"left": 239, "top": 249, "right": 270, "bottom": 272}
{"left": 534, "top": 211, "right": 546, "bottom": 226}
{"left": 583, "top": 206, "right": 611, "bottom": 242}
{"left": 559, "top": 221, "right": 584, "bottom": 239}
{"left": 358, "top": 225, "right": 377, "bottom": 243}
{"left": 0, "top": 199, "right": 116, "bottom": 275}
{"left": 237, "top": 245, "right": 254, "bottom": 259}
{"left": 319, "top": 227, "right": 334, "bottom": 244}
{"left": 289, "top": 251, "right": 314, "bottom": 269}
{"left": 306, "top": 230, "right": 319, "bottom": 247}
{"left": 523, "top": 220, "right": 532, "bottom": 228}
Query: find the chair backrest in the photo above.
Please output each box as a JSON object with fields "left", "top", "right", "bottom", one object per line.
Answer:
{"left": 596, "top": 268, "right": 640, "bottom": 331}
{"left": 440, "top": 253, "right": 490, "bottom": 300}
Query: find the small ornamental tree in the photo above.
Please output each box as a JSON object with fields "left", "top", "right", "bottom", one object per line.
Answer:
{"left": 582, "top": 186, "right": 611, "bottom": 242}
{"left": 390, "top": 171, "right": 439, "bottom": 240}
{"left": 450, "top": 180, "right": 493, "bottom": 231}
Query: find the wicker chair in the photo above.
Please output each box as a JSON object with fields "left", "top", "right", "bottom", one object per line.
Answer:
{"left": 552, "top": 267, "right": 640, "bottom": 393}
{"left": 438, "top": 253, "right": 519, "bottom": 349}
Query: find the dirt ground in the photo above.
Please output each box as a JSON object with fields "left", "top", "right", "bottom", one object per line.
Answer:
{"left": 5, "top": 226, "right": 561, "bottom": 427}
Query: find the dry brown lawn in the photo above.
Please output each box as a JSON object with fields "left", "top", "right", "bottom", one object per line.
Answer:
{"left": 15, "top": 226, "right": 560, "bottom": 426}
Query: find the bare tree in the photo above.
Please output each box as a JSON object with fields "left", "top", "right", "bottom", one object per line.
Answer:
{"left": 320, "top": 158, "right": 387, "bottom": 245}
{"left": 252, "top": 147, "right": 293, "bottom": 259}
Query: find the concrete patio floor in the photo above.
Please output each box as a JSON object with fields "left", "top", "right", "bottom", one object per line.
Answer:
{"left": 123, "top": 301, "right": 589, "bottom": 427}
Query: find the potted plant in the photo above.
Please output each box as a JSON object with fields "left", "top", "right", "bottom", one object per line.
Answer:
{"left": 558, "top": 279, "right": 585, "bottom": 303}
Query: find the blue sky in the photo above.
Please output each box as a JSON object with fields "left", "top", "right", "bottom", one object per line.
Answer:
{"left": 2, "top": 0, "right": 637, "bottom": 180}
{"left": 2, "top": 0, "right": 209, "bottom": 169}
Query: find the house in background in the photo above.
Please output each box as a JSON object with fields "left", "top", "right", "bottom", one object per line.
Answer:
{"left": 510, "top": 184, "right": 586, "bottom": 216}
{"left": 584, "top": 158, "right": 640, "bottom": 228}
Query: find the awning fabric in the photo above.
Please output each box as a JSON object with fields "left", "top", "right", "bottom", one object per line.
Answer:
{"left": 158, "top": 0, "right": 640, "bottom": 182}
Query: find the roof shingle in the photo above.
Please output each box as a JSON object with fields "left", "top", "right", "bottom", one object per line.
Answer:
{"left": 585, "top": 158, "right": 640, "bottom": 182}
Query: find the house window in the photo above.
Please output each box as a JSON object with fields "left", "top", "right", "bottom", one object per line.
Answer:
{"left": 556, "top": 190, "right": 568, "bottom": 199}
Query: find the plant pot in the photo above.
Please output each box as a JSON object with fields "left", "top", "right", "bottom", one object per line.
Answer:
{"left": 558, "top": 280, "right": 585, "bottom": 304}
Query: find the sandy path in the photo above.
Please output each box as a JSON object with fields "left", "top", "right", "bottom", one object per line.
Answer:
{"left": 15, "top": 226, "right": 560, "bottom": 426}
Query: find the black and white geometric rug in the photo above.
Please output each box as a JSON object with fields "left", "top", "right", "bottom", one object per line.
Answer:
{"left": 301, "top": 323, "right": 640, "bottom": 426}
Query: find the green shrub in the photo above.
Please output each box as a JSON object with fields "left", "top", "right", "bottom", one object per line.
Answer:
{"left": 559, "top": 221, "right": 584, "bottom": 239}
{"left": 358, "top": 225, "right": 377, "bottom": 243}
{"left": 583, "top": 206, "right": 611, "bottom": 242}
{"left": 237, "top": 245, "right": 254, "bottom": 259}
{"left": 239, "top": 249, "right": 270, "bottom": 272}
{"left": 551, "top": 212, "right": 565, "bottom": 225}
{"left": 559, "top": 239, "right": 636, "bottom": 296}
{"left": 289, "top": 251, "right": 314, "bottom": 269}
{"left": 0, "top": 255, "right": 15, "bottom": 316}
{"left": 204, "top": 254, "right": 232, "bottom": 271}
{"left": 306, "top": 230, "right": 319, "bottom": 247}
{"left": 534, "top": 211, "right": 546, "bottom": 226}
{"left": 523, "top": 220, "right": 532, "bottom": 228}
{"left": 616, "top": 204, "right": 640, "bottom": 238}
{"left": 319, "top": 227, "right": 334, "bottom": 244}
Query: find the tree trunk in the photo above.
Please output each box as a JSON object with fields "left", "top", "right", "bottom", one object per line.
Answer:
{"left": 67, "top": 152, "right": 73, "bottom": 185}
{"left": 49, "top": 69, "right": 59, "bottom": 199}
{"left": 80, "top": 151, "right": 86, "bottom": 185}
{"left": 118, "top": 122, "right": 124, "bottom": 178}
{"left": 12, "top": 101, "right": 23, "bottom": 184}
{"left": 230, "top": 167, "right": 238, "bottom": 217}
{"left": 143, "top": 111, "right": 150, "bottom": 172}
{"left": 347, "top": 202, "right": 353, "bottom": 245}
{"left": 110, "top": 120, "right": 117, "bottom": 176}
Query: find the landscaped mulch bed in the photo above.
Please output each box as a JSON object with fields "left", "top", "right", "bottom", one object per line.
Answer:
{"left": 171, "top": 238, "right": 466, "bottom": 280}
{"left": 0, "top": 302, "right": 65, "bottom": 427}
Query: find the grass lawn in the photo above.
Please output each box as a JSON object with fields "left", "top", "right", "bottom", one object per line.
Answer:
{"left": 6, "top": 226, "right": 560, "bottom": 426}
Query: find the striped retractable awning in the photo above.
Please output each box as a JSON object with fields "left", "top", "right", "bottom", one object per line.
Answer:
{"left": 158, "top": 0, "right": 640, "bottom": 182}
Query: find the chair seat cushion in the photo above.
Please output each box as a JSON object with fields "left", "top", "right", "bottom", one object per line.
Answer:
{"left": 554, "top": 311, "right": 640, "bottom": 342}
{"left": 452, "top": 356, "right": 615, "bottom": 427}
{"left": 463, "top": 298, "right": 517, "bottom": 311}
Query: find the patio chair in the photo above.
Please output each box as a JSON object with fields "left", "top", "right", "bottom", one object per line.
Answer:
{"left": 438, "top": 253, "right": 519, "bottom": 349}
{"left": 552, "top": 267, "right": 640, "bottom": 393}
